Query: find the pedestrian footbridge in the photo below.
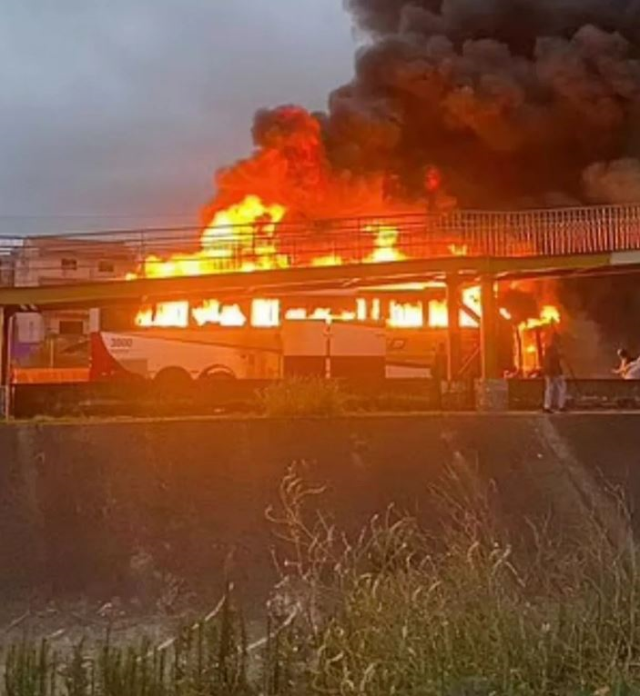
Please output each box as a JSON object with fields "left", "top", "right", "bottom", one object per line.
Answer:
{"left": 0, "top": 204, "right": 639, "bottom": 310}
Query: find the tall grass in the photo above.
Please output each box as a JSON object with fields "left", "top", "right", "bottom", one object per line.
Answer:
{"left": 260, "top": 378, "right": 345, "bottom": 417}
{"left": 265, "top": 464, "right": 640, "bottom": 695}
{"left": 3, "top": 464, "right": 640, "bottom": 694}
{"left": 2, "top": 588, "right": 253, "bottom": 696}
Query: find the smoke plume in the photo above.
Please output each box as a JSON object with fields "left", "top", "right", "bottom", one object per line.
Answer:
{"left": 209, "top": 0, "right": 640, "bottom": 215}
{"left": 206, "top": 0, "right": 640, "bottom": 351}
{"left": 338, "top": 0, "right": 640, "bottom": 207}
{"left": 583, "top": 157, "right": 640, "bottom": 203}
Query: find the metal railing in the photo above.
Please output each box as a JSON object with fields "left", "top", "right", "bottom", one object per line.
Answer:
{"left": 3, "top": 204, "right": 640, "bottom": 287}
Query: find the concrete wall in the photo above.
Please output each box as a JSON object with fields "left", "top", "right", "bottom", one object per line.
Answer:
{"left": 0, "top": 414, "right": 638, "bottom": 606}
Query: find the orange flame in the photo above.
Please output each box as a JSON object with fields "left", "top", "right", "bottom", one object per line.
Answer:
{"left": 502, "top": 302, "right": 561, "bottom": 374}
{"left": 251, "top": 299, "right": 280, "bottom": 328}
{"left": 129, "top": 193, "right": 489, "bottom": 283}
{"left": 136, "top": 301, "right": 189, "bottom": 328}
{"left": 133, "top": 292, "right": 561, "bottom": 336}
{"left": 311, "top": 255, "right": 344, "bottom": 267}
{"left": 448, "top": 243, "right": 468, "bottom": 257}
{"left": 128, "top": 196, "right": 466, "bottom": 283}
{"left": 192, "top": 300, "right": 247, "bottom": 327}
{"left": 134, "top": 299, "right": 249, "bottom": 328}
{"left": 428, "top": 300, "right": 448, "bottom": 328}
{"left": 388, "top": 301, "right": 423, "bottom": 328}
{"left": 520, "top": 305, "right": 561, "bottom": 330}
{"left": 427, "top": 286, "right": 482, "bottom": 328}
{"left": 132, "top": 196, "right": 288, "bottom": 280}
{"left": 365, "top": 225, "right": 406, "bottom": 264}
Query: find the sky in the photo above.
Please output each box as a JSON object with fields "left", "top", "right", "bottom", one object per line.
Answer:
{"left": 0, "top": 1, "right": 355, "bottom": 235}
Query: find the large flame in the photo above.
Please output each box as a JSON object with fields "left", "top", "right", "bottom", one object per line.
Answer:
{"left": 191, "top": 300, "right": 247, "bottom": 327}
{"left": 134, "top": 290, "right": 560, "bottom": 338}
{"left": 501, "top": 302, "right": 561, "bottom": 373}
{"left": 135, "top": 301, "right": 190, "bottom": 328}
{"left": 520, "top": 305, "right": 561, "bottom": 330}
{"left": 388, "top": 301, "right": 423, "bottom": 328}
{"left": 131, "top": 196, "right": 288, "bottom": 280}
{"left": 425, "top": 286, "right": 482, "bottom": 329}
{"left": 128, "top": 195, "right": 464, "bottom": 282}
{"left": 130, "top": 192, "right": 558, "bottom": 350}
{"left": 365, "top": 225, "right": 406, "bottom": 264}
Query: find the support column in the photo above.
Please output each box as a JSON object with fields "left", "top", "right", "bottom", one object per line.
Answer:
{"left": 0, "top": 307, "right": 10, "bottom": 419}
{"left": 477, "top": 277, "right": 508, "bottom": 411}
{"left": 446, "top": 274, "right": 461, "bottom": 381}
{"left": 480, "top": 277, "right": 498, "bottom": 380}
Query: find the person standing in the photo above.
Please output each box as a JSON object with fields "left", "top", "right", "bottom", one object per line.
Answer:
{"left": 542, "top": 333, "right": 566, "bottom": 413}
{"left": 613, "top": 348, "right": 640, "bottom": 379}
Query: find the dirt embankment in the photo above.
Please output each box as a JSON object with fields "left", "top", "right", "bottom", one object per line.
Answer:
{"left": 0, "top": 413, "right": 637, "bottom": 612}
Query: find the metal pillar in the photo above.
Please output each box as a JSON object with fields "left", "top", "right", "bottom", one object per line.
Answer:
{"left": 446, "top": 275, "right": 461, "bottom": 380}
{"left": 324, "top": 320, "right": 332, "bottom": 379}
{"left": 0, "top": 307, "right": 11, "bottom": 419}
{"left": 475, "top": 276, "right": 508, "bottom": 411}
{"left": 480, "top": 277, "right": 499, "bottom": 380}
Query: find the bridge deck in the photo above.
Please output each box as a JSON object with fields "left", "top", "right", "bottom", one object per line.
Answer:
{"left": 0, "top": 251, "right": 632, "bottom": 309}
{"left": 2, "top": 204, "right": 640, "bottom": 309}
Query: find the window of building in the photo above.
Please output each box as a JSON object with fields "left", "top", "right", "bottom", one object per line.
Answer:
{"left": 98, "top": 260, "right": 115, "bottom": 274}
{"left": 61, "top": 258, "right": 77, "bottom": 271}
{"left": 58, "top": 320, "right": 85, "bottom": 336}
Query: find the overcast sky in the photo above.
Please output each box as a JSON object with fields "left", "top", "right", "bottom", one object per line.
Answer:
{"left": 0, "top": 1, "right": 355, "bottom": 235}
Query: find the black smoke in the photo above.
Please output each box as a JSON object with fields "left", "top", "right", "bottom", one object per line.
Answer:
{"left": 209, "top": 0, "right": 640, "bottom": 352}
{"left": 323, "top": 0, "right": 640, "bottom": 207}
{"left": 212, "top": 0, "right": 640, "bottom": 210}
{"left": 328, "top": 0, "right": 640, "bottom": 352}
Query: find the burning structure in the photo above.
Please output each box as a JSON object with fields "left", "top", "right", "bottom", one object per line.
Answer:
{"left": 206, "top": 0, "right": 640, "bottom": 216}
{"left": 120, "top": 0, "right": 640, "bottom": 359}
{"left": 118, "top": 190, "right": 561, "bottom": 382}
{"left": 119, "top": 0, "right": 640, "bottom": 383}
{"left": 29, "top": 0, "right": 640, "bottom": 388}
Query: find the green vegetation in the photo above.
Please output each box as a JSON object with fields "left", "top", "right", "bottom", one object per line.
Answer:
{"left": 261, "top": 466, "right": 640, "bottom": 695}
{"left": 3, "top": 466, "right": 640, "bottom": 694}
{"left": 2, "top": 593, "right": 252, "bottom": 696}
{"left": 259, "top": 378, "right": 346, "bottom": 417}
{"left": 259, "top": 378, "right": 444, "bottom": 416}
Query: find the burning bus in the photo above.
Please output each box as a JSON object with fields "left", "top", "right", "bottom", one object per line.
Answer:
{"left": 88, "top": 285, "right": 553, "bottom": 385}
{"left": 86, "top": 194, "right": 557, "bottom": 385}
{"left": 13, "top": 195, "right": 561, "bottom": 386}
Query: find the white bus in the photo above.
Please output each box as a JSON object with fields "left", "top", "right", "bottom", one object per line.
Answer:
{"left": 89, "top": 303, "right": 392, "bottom": 385}
{"left": 88, "top": 291, "right": 516, "bottom": 385}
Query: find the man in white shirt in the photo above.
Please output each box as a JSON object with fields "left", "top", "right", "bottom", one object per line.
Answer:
{"left": 624, "top": 359, "right": 640, "bottom": 379}
{"left": 613, "top": 349, "right": 640, "bottom": 379}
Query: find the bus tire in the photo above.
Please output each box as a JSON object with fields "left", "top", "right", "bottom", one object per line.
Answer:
{"left": 153, "top": 367, "right": 193, "bottom": 399}
{"left": 198, "top": 366, "right": 236, "bottom": 381}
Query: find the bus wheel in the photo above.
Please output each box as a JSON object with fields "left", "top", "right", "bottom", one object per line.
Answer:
{"left": 198, "top": 366, "right": 236, "bottom": 381}
{"left": 153, "top": 367, "right": 193, "bottom": 399}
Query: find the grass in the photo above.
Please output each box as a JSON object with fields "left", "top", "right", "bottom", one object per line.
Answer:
{"left": 259, "top": 378, "right": 444, "bottom": 416}
{"left": 3, "top": 465, "right": 640, "bottom": 694}
{"left": 1, "top": 588, "right": 253, "bottom": 696}
{"left": 263, "top": 465, "right": 640, "bottom": 695}
{"left": 259, "top": 378, "right": 346, "bottom": 417}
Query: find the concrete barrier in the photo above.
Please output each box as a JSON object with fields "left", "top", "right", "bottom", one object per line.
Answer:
{"left": 0, "top": 413, "right": 638, "bottom": 607}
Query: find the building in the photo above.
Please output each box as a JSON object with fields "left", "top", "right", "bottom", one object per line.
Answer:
{"left": 11, "top": 237, "right": 137, "bottom": 374}
{"left": 13, "top": 236, "right": 135, "bottom": 287}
